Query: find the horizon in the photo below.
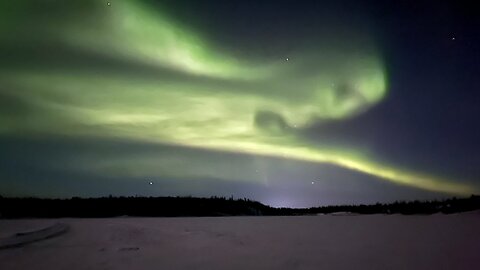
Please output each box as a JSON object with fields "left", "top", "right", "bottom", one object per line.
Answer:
{"left": 1, "top": 193, "right": 478, "bottom": 210}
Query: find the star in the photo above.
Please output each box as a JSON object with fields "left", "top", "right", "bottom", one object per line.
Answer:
{"left": 107, "top": 2, "right": 111, "bottom": 6}
{"left": 149, "top": 181, "right": 153, "bottom": 185}
{"left": 451, "top": 37, "right": 455, "bottom": 41}
{"left": 286, "top": 57, "right": 289, "bottom": 61}
{"left": 311, "top": 181, "right": 315, "bottom": 185}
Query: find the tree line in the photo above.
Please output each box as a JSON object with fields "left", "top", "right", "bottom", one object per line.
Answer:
{"left": 0, "top": 195, "right": 479, "bottom": 218}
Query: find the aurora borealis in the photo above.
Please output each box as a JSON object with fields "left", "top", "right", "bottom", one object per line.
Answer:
{"left": 1, "top": 0, "right": 479, "bottom": 207}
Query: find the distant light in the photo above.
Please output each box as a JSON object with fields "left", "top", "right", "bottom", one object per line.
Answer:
{"left": 311, "top": 181, "right": 315, "bottom": 184}
{"left": 107, "top": 2, "right": 111, "bottom": 6}
{"left": 149, "top": 181, "right": 153, "bottom": 185}
{"left": 286, "top": 57, "right": 289, "bottom": 61}
{"left": 452, "top": 37, "right": 455, "bottom": 41}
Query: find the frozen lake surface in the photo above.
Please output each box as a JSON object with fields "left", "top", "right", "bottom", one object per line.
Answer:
{"left": 1, "top": 212, "right": 479, "bottom": 269}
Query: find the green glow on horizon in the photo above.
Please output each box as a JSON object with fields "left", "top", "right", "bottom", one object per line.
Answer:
{"left": 0, "top": 0, "right": 477, "bottom": 196}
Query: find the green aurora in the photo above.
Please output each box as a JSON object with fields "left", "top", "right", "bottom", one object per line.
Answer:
{"left": 0, "top": 0, "right": 477, "bottom": 196}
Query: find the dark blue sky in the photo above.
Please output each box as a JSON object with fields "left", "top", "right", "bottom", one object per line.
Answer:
{"left": 0, "top": 0, "right": 479, "bottom": 207}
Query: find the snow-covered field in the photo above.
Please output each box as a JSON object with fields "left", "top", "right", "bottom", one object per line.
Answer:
{"left": 1, "top": 213, "right": 479, "bottom": 269}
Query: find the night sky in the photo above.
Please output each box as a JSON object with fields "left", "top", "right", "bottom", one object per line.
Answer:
{"left": 1, "top": 0, "right": 479, "bottom": 207}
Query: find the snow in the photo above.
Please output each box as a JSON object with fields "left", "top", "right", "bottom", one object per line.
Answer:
{"left": 0, "top": 223, "right": 68, "bottom": 249}
{"left": 1, "top": 213, "right": 479, "bottom": 269}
